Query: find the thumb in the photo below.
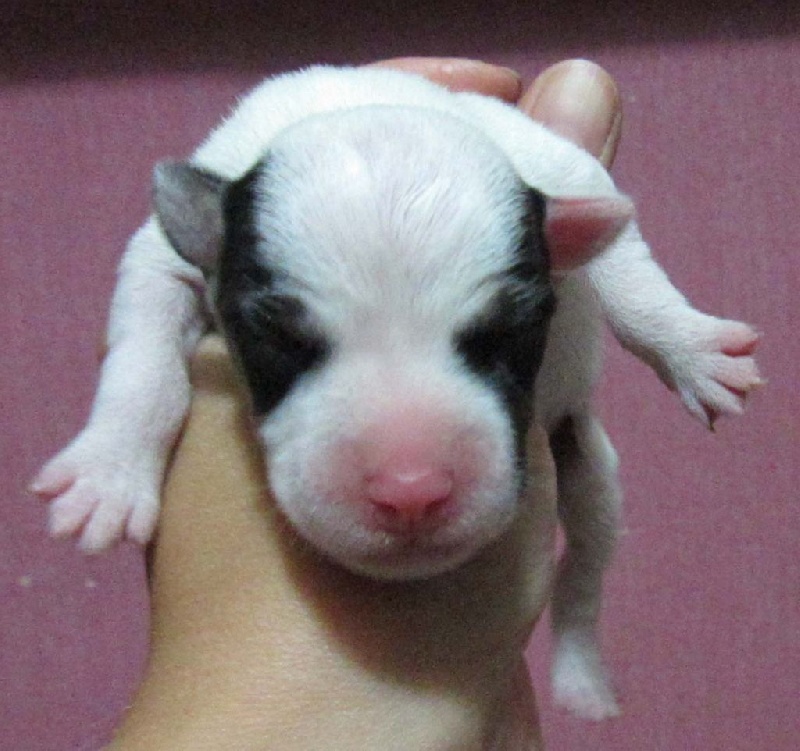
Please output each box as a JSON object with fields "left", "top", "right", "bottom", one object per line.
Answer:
{"left": 519, "top": 59, "right": 622, "bottom": 168}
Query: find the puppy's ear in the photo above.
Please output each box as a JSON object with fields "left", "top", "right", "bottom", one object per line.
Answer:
{"left": 153, "top": 161, "right": 228, "bottom": 274}
{"left": 544, "top": 195, "right": 635, "bottom": 271}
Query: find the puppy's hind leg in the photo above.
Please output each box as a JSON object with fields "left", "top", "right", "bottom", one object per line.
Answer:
{"left": 549, "top": 412, "right": 622, "bottom": 720}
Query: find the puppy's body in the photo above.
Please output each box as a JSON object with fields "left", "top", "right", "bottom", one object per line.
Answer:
{"left": 34, "top": 66, "right": 760, "bottom": 720}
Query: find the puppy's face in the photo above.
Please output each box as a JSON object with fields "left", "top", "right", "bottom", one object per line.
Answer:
{"left": 157, "top": 107, "right": 555, "bottom": 579}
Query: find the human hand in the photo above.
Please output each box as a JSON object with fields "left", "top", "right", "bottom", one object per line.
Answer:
{"left": 108, "top": 58, "right": 622, "bottom": 751}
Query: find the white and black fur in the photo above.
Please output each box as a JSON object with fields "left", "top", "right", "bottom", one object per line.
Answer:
{"left": 33, "top": 66, "right": 761, "bottom": 720}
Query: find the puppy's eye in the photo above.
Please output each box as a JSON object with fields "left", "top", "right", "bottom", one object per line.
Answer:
{"left": 456, "top": 322, "right": 514, "bottom": 374}
{"left": 219, "top": 293, "right": 329, "bottom": 415}
{"left": 455, "top": 287, "right": 555, "bottom": 391}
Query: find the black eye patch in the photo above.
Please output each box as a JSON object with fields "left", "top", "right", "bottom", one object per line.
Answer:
{"left": 218, "top": 291, "right": 329, "bottom": 416}
{"left": 455, "top": 185, "right": 556, "bottom": 443}
{"left": 455, "top": 283, "right": 555, "bottom": 435}
{"left": 214, "top": 161, "right": 329, "bottom": 416}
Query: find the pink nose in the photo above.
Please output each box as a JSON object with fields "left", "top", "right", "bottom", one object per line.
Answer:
{"left": 366, "top": 466, "right": 454, "bottom": 530}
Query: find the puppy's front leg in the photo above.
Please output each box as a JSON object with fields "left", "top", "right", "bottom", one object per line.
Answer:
{"left": 31, "top": 219, "right": 208, "bottom": 552}
{"left": 585, "top": 223, "right": 762, "bottom": 427}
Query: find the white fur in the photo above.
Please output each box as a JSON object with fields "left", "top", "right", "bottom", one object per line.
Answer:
{"left": 33, "top": 66, "right": 761, "bottom": 720}
{"left": 253, "top": 106, "right": 526, "bottom": 341}
{"left": 241, "top": 107, "right": 532, "bottom": 580}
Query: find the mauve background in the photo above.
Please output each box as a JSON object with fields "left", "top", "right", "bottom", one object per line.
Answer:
{"left": 2, "top": 2, "right": 797, "bottom": 749}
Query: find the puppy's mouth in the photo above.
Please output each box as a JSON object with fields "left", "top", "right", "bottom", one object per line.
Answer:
{"left": 340, "top": 535, "right": 484, "bottom": 581}
{"left": 345, "top": 543, "right": 474, "bottom": 581}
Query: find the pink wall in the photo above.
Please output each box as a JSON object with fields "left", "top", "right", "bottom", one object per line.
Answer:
{"left": 3, "top": 3, "right": 797, "bottom": 749}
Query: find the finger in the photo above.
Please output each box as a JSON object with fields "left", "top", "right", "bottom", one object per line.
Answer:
{"left": 369, "top": 57, "right": 522, "bottom": 103}
{"left": 125, "top": 338, "right": 555, "bottom": 750}
{"left": 519, "top": 59, "right": 622, "bottom": 168}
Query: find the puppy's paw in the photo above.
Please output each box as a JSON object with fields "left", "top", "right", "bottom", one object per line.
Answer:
{"left": 661, "top": 316, "right": 763, "bottom": 429}
{"left": 31, "top": 433, "right": 161, "bottom": 552}
{"left": 552, "top": 633, "right": 620, "bottom": 721}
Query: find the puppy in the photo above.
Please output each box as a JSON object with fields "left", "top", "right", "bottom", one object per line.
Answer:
{"left": 32, "top": 66, "right": 761, "bottom": 719}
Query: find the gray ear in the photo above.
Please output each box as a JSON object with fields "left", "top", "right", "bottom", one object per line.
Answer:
{"left": 153, "top": 161, "right": 228, "bottom": 273}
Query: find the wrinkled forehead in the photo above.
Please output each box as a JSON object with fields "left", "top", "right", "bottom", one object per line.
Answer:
{"left": 246, "top": 107, "right": 535, "bottom": 335}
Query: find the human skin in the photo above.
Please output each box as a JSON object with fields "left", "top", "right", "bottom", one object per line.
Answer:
{"left": 107, "top": 58, "right": 622, "bottom": 751}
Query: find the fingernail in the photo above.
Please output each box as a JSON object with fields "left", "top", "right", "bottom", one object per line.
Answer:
{"left": 521, "top": 60, "right": 621, "bottom": 165}
{"left": 598, "top": 108, "right": 622, "bottom": 168}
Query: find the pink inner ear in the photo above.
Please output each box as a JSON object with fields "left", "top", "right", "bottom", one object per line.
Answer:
{"left": 545, "top": 196, "right": 635, "bottom": 271}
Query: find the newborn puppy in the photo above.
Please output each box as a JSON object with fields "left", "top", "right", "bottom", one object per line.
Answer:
{"left": 32, "top": 66, "right": 761, "bottom": 720}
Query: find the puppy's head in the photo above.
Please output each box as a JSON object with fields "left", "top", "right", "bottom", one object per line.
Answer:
{"left": 155, "top": 106, "right": 630, "bottom": 579}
